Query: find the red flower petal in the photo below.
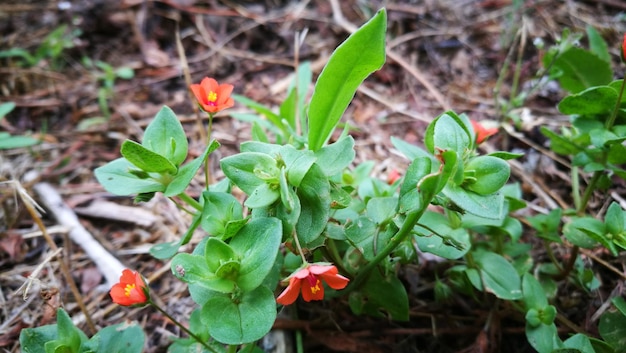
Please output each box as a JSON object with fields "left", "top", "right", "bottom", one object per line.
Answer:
{"left": 109, "top": 269, "right": 149, "bottom": 306}
{"left": 276, "top": 277, "right": 301, "bottom": 305}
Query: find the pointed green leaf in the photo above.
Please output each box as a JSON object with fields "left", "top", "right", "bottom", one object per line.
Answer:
{"left": 94, "top": 158, "right": 165, "bottom": 195}
{"left": 142, "top": 106, "right": 188, "bottom": 166}
{"left": 164, "top": 139, "right": 219, "bottom": 196}
{"left": 121, "top": 140, "right": 177, "bottom": 173}
{"left": 586, "top": 25, "right": 610, "bottom": 63}
{"left": 308, "top": 9, "right": 386, "bottom": 150}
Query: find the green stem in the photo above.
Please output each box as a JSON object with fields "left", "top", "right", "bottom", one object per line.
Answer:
{"left": 227, "top": 344, "right": 237, "bottom": 353}
{"left": 345, "top": 207, "right": 427, "bottom": 292}
{"left": 292, "top": 231, "right": 308, "bottom": 264}
{"left": 605, "top": 77, "right": 626, "bottom": 129}
{"left": 571, "top": 167, "right": 581, "bottom": 211}
{"left": 557, "top": 169, "right": 603, "bottom": 280}
{"left": 150, "top": 301, "right": 218, "bottom": 353}
{"left": 177, "top": 192, "right": 202, "bottom": 212}
{"left": 322, "top": 239, "right": 350, "bottom": 277}
{"left": 578, "top": 171, "right": 602, "bottom": 216}
{"left": 205, "top": 112, "right": 215, "bottom": 188}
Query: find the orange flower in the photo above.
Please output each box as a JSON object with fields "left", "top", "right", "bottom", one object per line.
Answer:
{"left": 387, "top": 169, "right": 402, "bottom": 185}
{"left": 276, "top": 264, "right": 349, "bottom": 305}
{"left": 110, "top": 269, "right": 149, "bottom": 306}
{"left": 190, "top": 77, "right": 234, "bottom": 114}
{"left": 470, "top": 119, "right": 498, "bottom": 144}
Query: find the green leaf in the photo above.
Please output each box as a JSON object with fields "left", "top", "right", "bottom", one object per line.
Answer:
{"left": 296, "top": 164, "right": 330, "bottom": 244}
{"left": 487, "top": 151, "right": 525, "bottom": 160}
{"left": 349, "top": 268, "right": 409, "bottom": 321}
{"left": 540, "top": 127, "right": 583, "bottom": 155}
{"left": 613, "top": 296, "right": 626, "bottom": 317}
{"left": 19, "top": 324, "right": 59, "bottom": 353}
{"left": 390, "top": 136, "right": 431, "bottom": 161}
{"left": 427, "top": 112, "right": 471, "bottom": 156}
{"left": 344, "top": 216, "right": 378, "bottom": 260}
{"left": 307, "top": 9, "right": 386, "bottom": 150}
{"left": 474, "top": 251, "right": 522, "bottom": 300}
{"left": 56, "top": 309, "right": 87, "bottom": 353}
{"left": 203, "top": 286, "right": 276, "bottom": 345}
{"left": 0, "top": 101, "right": 16, "bottom": 118}
{"left": 244, "top": 183, "right": 280, "bottom": 209}
{"left": 231, "top": 217, "right": 282, "bottom": 291}
{"left": 522, "top": 273, "right": 548, "bottom": 310}
{"left": 205, "top": 237, "right": 238, "bottom": 273}
{"left": 201, "top": 191, "right": 245, "bottom": 238}
{"left": 233, "top": 94, "right": 286, "bottom": 133}
{"left": 164, "top": 139, "right": 220, "bottom": 196}
{"left": 558, "top": 86, "right": 618, "bottom": 116}
{"left": 564, "top": 216, "right": 610, "bottom": 252}
{"left": 95, "top": 158, "right": 165, "bottom": 195}
{"left": 114, "top": 67, "right": 135, "bottom": 80}
{"left": 171, "top": 253, "right": 236, "bottom": 293}
{"left": 221, "top": 152, "right": 279, "bottom": 195}
{"left": 279, "top": 87, "right": 297, "bottom": 129}
{"left": 313, "top": 136, "right": 356, "bottom": 176}
{"left": 562, "top": 333, "right": 595, "bottom": 353}
{"left": 463, "top": 155, "right": 510, "bottom": 195}
{"left": 142, "top": 106, "right": 188, "bottom": 166}
{"left": 586, "top": 25, "right": 611, "bottom": 63}
{"left": 415, "top": 211, "right": 470, "bottom": 260}
{"left": 599, "top": 310, "right": 626, "bottom": 353}
{"left": 89, "top": 322, "right": 144, "bottom": 353}
{"left": 398, "top": 157, "right": 433, "bottom": 214}
{"left": 0, "top": 134, "right": 40, "bottom": 149}
{"left": 443, "top": 184, "right": 505, "bottom": 220}
{"left": 525, "top": 322, "right": 561, "bottom": 353}
{"left": 527, "top": 208, "right": 563, "bottom": 243}
{"left": 280, "top": 144, "right": 317, "bottom": 186}
{"left": 366, "top": 197, "right": 398, "bottom": 225}
{"left": 605, "top": 202, "right": 624, "bottom": 236}
{"left": 550, "top": 46, "right": 613, "bottom": 93}
{"left": 120, "top": 140, "right": 177, "bottom": 173}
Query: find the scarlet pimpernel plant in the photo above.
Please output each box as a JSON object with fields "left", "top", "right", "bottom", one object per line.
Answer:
{"left": 20, "top": 7, "right": 626, "bottom": 353}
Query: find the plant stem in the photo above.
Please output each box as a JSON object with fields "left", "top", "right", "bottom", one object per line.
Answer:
{"left": 292, "top": 232, "right": 308, "bottom": 263}
{"left": 150, "top": 301, "right": 218, "bottom": 353}
{"left": 205, "top": 112, "right": 215, "bottom": 188}
{"left": 345, "top": 207, "right": 427, "bottom": 292}
{"left": 177, "top": 192, "right": 203, "bottom": 212}
{"left": 571, "top": 167, "right": 581, "bottom": 211}
{"left": 605, "top": 76, "right": 626, "bottom": 129}
{"left": 578, "top": 171, "right": 602, "bottom": 216}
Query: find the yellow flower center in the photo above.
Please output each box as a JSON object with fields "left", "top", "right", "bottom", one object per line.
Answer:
{"left": 124, "top": 283, "right": 136, "bottom": 297}
{"left": 207, "top": 91, "right": 218, "bottom": 104}
{"left": 310, "top": 279, "right": 321, "bottom": 294}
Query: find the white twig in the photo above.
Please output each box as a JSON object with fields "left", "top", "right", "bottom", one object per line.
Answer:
{"left": 31, "top": 182, "right": 126, "bottom": 287}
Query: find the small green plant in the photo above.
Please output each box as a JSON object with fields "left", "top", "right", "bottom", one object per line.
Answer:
{"left": 0, "top": 102, "right": 40, "bottom": 150}
{"left": 20, "top": 308, "right": 144, "bottom": 353}
{"left": 81, "top": 58, "right": 135, "bottom": 124}
{"left": 0, "top": 25, "right": 80, "bottom": 69}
